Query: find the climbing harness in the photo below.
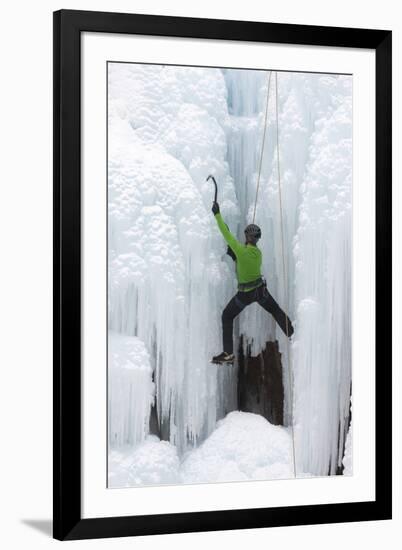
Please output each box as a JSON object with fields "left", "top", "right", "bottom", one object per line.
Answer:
{"left": 252, "top": 70, "right": 298, "bottom": 478}
{"left": 237, "top": 277, "right": 264, "bottom": 292}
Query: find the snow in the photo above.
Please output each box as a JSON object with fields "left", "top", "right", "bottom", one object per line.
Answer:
{"left": 109, "top": 412, "right": 294, "bottom": 487}
{"left": 109, "top": 437, "right": 180, "bottom": 488}
{"left": 108, "top": 63, "right": 352, "bottom": 483}
{"left": 180, "top": 411, "right": 294, "bottom": 483}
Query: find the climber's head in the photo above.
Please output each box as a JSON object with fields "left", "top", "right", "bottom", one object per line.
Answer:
{"left": 244, "top": 223, "right": 261, "bottom": 245}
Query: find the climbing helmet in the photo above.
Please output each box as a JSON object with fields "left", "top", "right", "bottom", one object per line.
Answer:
{"left": 244, "top": 223, "right": 261, "bottom": 242}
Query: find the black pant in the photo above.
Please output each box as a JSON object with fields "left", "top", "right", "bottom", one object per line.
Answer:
{"left": 222, "top": 284, "right": 293, "bottom": 354}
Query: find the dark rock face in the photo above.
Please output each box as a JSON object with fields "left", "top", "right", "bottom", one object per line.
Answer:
{"left": 237, "top": 339, "right": 284, "bottom": 426}
{"left": 150, "top": 338, "right": 286, "bottom": 442}
{"left": 149, "top": 401, "right": 162, "bottom": 438}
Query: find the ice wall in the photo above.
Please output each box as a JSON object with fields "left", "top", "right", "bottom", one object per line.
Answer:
{"left": 224, "top": 70, "right": 352, "bottom": 475}
{"left": 108, "top": 64, "right": 352, "bottom": 476}
{"left": 108, "top": 64, "right": 240, "bottom": 452}
{"left": 291, "top": 77, "right": 352, "bottom": 474}
{"left": 108, "top": 331, "right": 154, "bottom": 446}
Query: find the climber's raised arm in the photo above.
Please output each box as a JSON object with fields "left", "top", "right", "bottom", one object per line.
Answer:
{"left": 211, "top": 202, "right": 242, "bottom": 256}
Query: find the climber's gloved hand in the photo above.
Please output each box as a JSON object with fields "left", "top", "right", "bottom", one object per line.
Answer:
{"left": 212, "top": 202, "right": 220, "bottom": 215}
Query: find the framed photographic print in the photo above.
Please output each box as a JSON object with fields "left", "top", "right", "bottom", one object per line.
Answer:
{"left": 53, "top": 9, "right": 392, "bottom": 541}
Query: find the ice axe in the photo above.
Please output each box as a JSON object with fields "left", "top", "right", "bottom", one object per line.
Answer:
{"left": 207, "top": 175, "right": 218, "bottom": 203}
{"left": 207, "top": 174, "right": 233, "bottom": 261}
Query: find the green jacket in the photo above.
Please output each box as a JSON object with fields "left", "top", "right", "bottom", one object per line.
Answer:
{"left": 214, "top": 213, "right": 262, "bottom": 291}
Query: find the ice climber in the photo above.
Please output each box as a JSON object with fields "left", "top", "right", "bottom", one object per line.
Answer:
{"left": 211, "top": 201, "right": 294, "bottom": 365}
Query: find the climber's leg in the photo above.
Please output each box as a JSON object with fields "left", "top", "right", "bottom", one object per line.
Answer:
{"left": 221, "top": 293, "right": 248, "bottom": 354}
{"left": 257, "top": 285, "right": 294, "bottom": 337}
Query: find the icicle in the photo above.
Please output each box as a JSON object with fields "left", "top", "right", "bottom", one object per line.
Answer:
{"left": 108, "top": 332, "right": 154, "bottom": 447}
{"left": 224, "top": 70, "right": 352, "bottom": 475}
{"left": 108, "top": 63, "right": 239, "bottom": 452}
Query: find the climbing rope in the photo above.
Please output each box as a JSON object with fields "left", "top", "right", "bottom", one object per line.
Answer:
{"left": 252, "top": 71, "right": 272, "bottom": 224}
{"left": 252, "top": 70, "right": 297, "bottom": 478}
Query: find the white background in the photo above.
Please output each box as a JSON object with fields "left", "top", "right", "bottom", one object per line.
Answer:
{"left": 0, "top": 0, "right": 400, "bottom": 548}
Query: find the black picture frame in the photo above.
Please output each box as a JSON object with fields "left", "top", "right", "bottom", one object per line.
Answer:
{"left": 53, "top": 9, "right": 392, "bottom": 541}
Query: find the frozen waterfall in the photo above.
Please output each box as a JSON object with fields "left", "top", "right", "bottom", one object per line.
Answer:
{"left": 108, "top": 63, "right": 352, "bottom": 480}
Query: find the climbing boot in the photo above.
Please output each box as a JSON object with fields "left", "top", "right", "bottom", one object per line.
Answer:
{"left": 211, "top": 352, "right": 235, "bottom": 365}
